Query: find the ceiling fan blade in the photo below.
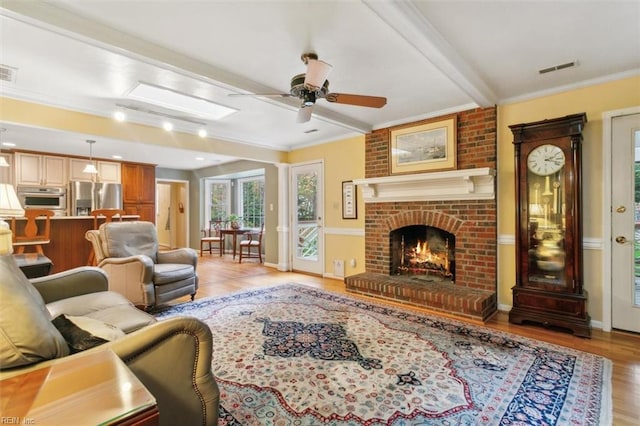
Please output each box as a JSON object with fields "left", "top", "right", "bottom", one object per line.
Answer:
{"left": 296, "top": 105, "right": 313, "bottom": 123}
{"left": 325, "top": 93, "right": 387, "bottom": 108}
{"left": 304, "top": 59, "right": 333, "bottom": 90}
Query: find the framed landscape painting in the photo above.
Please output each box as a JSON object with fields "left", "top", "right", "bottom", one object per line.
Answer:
{"left": 389, "top": 115, "right": 457, "bottom": 175}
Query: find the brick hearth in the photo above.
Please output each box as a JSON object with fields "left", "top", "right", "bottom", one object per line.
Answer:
{"left": 345, "top": 273, "right": 496, "bottom": 321}
{"left": 345, "top": 108, "right": 498, "bottom": 322}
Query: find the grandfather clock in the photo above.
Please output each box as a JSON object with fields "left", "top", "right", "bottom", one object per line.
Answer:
{"left": 509, "top": 113, "right": 591, "bottom": 338}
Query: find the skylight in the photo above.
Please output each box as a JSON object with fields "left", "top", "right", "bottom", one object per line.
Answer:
{"left": 127, "top": 82, "right": 236, "bottom": 120}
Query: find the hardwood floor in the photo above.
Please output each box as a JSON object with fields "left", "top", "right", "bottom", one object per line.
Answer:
{"left": 169, "top": 254, "right": 640, "bottom": 426}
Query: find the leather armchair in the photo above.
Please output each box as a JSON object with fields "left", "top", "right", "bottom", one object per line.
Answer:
{"left": 0, "top": 254, "right": 219, "bottom": 425}
{"left": 86, "top": 221, "right": 198, "bottom": 310}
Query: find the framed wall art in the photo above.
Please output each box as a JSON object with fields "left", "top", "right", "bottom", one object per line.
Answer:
{"left": 342, "top": 180, "right": 357, "bottom": 219}
{"left": 389, "top": 115, "right": 457, "bottom": 175}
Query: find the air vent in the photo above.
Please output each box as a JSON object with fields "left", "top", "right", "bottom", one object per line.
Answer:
{"left": 0, "top": 64, "right": 17, "bottom": 83}
{"left": 539, "top": 60, "right": 578, "bottom": 74}
{"left": 304, "top": 128, "right": 318, "bottom": 134}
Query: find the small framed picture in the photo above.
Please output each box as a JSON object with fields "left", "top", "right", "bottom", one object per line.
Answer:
{"left": 342, "top": 180, "right": 357, "bottom": 219}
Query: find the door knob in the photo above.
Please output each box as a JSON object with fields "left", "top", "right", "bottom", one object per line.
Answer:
{"left": 615, "top": 236, "right": 628, "bottom": 244}
{"left": 616, "top": 206, "right": 626, "bottom": 213}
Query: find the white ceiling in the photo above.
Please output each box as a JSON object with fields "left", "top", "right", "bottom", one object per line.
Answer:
{"left": 1, "top": 0, "right": 639, "bottom": 170}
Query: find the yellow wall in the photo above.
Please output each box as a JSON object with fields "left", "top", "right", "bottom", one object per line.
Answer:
{"left": 288, "top": 136, "right": 366, "bottom": 277}
{"left": 497, "top": 75, "right": 640, "bottom": 322}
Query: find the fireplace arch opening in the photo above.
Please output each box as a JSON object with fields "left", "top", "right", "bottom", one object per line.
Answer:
{"left": 390, "top": 225, "right": 455, "bottom": 282}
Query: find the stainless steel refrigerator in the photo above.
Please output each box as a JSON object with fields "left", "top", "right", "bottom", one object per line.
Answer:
{"left": 69, "top": 181, "right": 123, "bottom": 216}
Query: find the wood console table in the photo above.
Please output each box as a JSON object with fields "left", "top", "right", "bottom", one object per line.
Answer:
{"left": 0, "top": 349, "right": 158, "bottom": 425}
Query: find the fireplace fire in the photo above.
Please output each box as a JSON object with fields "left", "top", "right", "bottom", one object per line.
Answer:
{"left": 390, "top": 225, "right": 455, "bottom": 281}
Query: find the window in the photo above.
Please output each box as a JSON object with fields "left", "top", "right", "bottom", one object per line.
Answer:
{"left": 204, "top": 179, "right": 230, "bottom": 225}
{"left": 238, "top": 176, "right": 264, "bottom": 228}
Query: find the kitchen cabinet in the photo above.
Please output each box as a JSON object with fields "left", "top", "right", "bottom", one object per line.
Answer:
{"left": 122, "top": 163, "right": 156, "bottom": 223}
{"left": 15, "top": 153, "right": 68, "bottom": 187}
{"left": 69, "top": 158, "right": 121, "bottom": 183}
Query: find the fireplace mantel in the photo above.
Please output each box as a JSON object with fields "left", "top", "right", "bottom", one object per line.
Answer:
{"left": 353, "top": 167, "right": 495, "bottom": 202}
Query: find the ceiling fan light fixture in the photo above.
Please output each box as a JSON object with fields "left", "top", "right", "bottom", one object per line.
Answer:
{"left": 304, "top": 59, "right": 333, "bottom": 90}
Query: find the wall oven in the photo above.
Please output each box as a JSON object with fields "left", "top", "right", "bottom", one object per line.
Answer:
{"left": 17, "top": 186, "right": 67, "bottom": 216}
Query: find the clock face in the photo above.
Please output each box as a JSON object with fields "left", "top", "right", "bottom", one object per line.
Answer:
{"left": 527, "top": 144, "right": 565, "bottom": 176}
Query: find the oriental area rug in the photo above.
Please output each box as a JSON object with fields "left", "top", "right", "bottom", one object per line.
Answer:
{"left": 155, "top": 284, "right": 611, "bottom": 426}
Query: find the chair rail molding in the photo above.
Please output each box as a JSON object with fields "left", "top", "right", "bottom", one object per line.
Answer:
{"left": 353, "top": 167, "right": 495, "bottom": 203}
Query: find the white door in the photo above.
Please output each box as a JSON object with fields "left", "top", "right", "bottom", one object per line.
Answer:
{"left": 290, "top": 162, "right": 324, "bottom": 275}
{"left": 611, "top": 113, "right": 640, "bottom": 332}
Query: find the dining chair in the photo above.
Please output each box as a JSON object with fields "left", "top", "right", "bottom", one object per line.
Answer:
{"left": 87, "top": 208, "right": 126, "bottom": 265}
{"left": 200, "top": 219, "right": 225, "bottom": 256}
{"left": 11, "top": 209, "right": 54, "bottom": 255}
{"left": 239, "top": 223, "right": 264, "bottom": 263}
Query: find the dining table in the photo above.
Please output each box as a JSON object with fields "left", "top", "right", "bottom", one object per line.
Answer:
{"left": 220, "top": 228, "right": 251, "bottom": 260}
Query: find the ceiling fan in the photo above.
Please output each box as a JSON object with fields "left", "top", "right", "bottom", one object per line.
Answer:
{"left": 230, "top": 53, "right": 387, "bottom": 123}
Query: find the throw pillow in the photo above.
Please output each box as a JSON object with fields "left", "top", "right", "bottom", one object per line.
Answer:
{"left": 52, "top": 314, "right": 124, "bottom": 353}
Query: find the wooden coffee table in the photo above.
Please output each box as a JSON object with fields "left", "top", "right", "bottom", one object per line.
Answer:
{"left": 0, "top": 349, "right": 158, "bottom": 425}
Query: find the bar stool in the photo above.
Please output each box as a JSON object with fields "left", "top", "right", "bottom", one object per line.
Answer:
{"left": 11, "top": 209, "right": 54, "bottom": 255}
{"left": 87, "top": 208, "right": 125, "bottom": 265}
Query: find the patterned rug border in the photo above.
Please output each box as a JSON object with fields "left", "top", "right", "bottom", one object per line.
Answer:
{"left": 155, "top": 282, "right": 613, "bottom": 426}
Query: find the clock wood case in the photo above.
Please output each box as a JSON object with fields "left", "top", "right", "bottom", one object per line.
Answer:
{"left": 509, "top": 113, "right": 591, "bottom": 338}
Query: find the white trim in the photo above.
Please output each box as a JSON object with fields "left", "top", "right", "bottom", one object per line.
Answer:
{"left": 498, "top": 234, "right": 515, "bottom": 245}
{"left": 583, "top": 237, "right": 603, "bottom": 250}
{"left": 499, "top": 69, "right": 640, "bottom": 106}
{"left": 156, "top": 178, "right": 190, "bottom": 247}
{"left": 276, "top": 163, "right": 290, "bottom": 271}
{"left": 601, "top": 106, "right": 640, "bottom": 333}
{"left": 324, "top": 227, "right": 365, "bottom": 237}
{"left": 354, "top": 168, "right": 495, "bottom": 203}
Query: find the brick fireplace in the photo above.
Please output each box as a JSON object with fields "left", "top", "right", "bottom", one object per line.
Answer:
{"left": 345, "top": 108, "right": 498, "bottom": 321}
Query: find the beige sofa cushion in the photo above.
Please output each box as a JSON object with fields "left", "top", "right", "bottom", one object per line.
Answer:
{"left": 46, "top": 291, "right": 156, "bottom": 334}
{"left": 0, "top": 254, "right": 69, "bottom": 369}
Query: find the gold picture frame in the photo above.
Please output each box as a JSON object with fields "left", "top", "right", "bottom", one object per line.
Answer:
{"left": 389, "top": 115, "right": 457, "bottom": 175}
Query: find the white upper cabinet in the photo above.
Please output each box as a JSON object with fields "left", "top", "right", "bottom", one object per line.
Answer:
{"left": 15, "top": 153, "right": 68, "bottom": 187}
{"left": 69, "top": 158, "right": 121, "bottom": 183}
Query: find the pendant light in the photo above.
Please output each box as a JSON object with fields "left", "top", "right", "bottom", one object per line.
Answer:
{"left": 83, "top": 139, "right": 98, "bottom": 174}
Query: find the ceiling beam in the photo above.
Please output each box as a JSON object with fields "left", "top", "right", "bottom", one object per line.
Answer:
{"left": 364, "top": 0, "right": 497, "bottom": 108}
{"left": 0, "top": 1, "right": 373, "bottom": 134}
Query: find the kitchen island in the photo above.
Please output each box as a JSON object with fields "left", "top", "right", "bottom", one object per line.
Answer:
{"left": 10, "top": 215, "right": 140, "bottom": 273}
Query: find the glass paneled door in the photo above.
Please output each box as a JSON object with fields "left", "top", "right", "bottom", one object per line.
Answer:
{"left": 611, "top": 113, "right": 640, "bottom": 333}
{"left": 291, "top": 162, "right": 324, "bottom": 275}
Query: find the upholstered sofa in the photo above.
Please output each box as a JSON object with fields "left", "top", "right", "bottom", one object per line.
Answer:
{"left": 0, "top": 254, "right": 219, "bottom": 426}
{"left": 86, "top": 221, "right": 198, "bottom": 310}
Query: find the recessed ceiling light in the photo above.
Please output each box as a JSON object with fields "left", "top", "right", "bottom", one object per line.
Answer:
{"left": 198, "top": 129, "right": 208, "bottom": 138}
{"left": 162, "top": 122, "right": 174, "bottom": 131}
{"left": 113, "top": 110, "right": 126, "bottom": 122}
{"left": 127, "top": 82, "right": 237, "bottom": 120}
{"left": 195, "top": 157, "right": 204, "bottom": 161}
{"left": 1, "top": 142, "right": 16, "bottom": 147}
{"left": 112, "top": 155, "right": 122, "bottom": 160}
